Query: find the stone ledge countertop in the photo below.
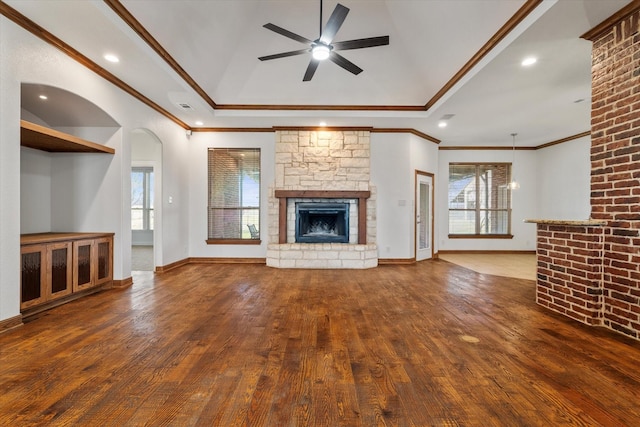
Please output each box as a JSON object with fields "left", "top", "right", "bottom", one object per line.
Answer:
{"left": 524, "top": 219, "right": 607, "bottom": 226}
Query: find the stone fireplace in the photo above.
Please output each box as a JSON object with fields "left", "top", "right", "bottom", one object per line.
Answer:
{"left": 266, "top": 129, "right": 378, "bottom": 268}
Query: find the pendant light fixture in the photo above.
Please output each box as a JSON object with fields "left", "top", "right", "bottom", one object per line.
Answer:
{"left": 508, "top": 133, "right": 520, "bottom": 190}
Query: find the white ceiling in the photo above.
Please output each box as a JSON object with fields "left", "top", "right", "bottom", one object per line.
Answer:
{"left": 8, "top": 0, "right": 632, "bottom": 147}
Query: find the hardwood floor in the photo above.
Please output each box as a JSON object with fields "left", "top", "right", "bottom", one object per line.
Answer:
{"left": 1, "top": 261, "right": 639, "bottom": 426}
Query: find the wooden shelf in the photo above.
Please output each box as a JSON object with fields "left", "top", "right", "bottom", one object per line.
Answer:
{"left": 20, "top": 120, "right": 115, "bottom": 154}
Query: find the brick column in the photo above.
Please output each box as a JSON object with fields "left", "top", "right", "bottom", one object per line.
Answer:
{"left": 583, "top": 6, "right": 640, "bottom": 338}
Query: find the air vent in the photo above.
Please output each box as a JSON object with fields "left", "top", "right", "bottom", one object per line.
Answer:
{"left": 440, "top": 114, "right": 455, "bottom": 120}
{"left": 178, "top": 102, "right": 193, "bottom": 110}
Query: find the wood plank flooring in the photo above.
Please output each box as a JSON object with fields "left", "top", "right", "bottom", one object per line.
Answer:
{"left": 1, "top": 261, "right": 639, "bottom": 426}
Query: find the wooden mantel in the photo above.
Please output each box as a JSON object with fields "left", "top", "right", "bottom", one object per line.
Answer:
{"left": 274, "top": 190, "right": 371, "bottom": 244}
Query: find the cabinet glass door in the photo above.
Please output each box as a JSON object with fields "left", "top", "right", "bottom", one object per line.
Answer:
{"left": 49, "top": 242, "right": 73, "bottom": 299}
{"left": 96, "top": 238, "right": 112, "bottom": 285}
{"left": 74, "top": 240, "right": 94, "bottom": 291}
{"left": 21, "top": 245, "right": 47, "bottom": 309}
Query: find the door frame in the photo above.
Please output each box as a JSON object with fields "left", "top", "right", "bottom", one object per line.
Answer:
{"left": 415, "top": 170, "right": 435, "bottom": 261}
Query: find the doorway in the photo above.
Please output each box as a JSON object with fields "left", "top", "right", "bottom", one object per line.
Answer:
{"left": 416, "top": 171, "right": 434, "bottom": 261}
{"left": 130, "top": 128, "right": 162, "bottom": 273}
{"left": 131, "top": 166, "right": 154, "bottom": 271}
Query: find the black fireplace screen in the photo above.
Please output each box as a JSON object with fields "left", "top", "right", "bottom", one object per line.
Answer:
{"left": 295, "top": 202, "right": 349, "bottom": 243}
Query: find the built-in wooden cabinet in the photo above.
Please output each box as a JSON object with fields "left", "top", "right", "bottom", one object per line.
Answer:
{"left": 20, "top": 233, "right": 113, "bottom": 313}
{"left": 19, "top": 121, "right": 116, "bottom": 315}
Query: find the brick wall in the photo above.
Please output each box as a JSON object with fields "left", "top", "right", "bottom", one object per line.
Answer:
{"left": 536, "top": 225, "right": 603, "bottom": 325}
{"left": 588, "top": 8, "right": 640, "bottom": 338}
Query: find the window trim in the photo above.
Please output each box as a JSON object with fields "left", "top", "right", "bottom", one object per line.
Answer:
{"left": 448, "top": 162, "right": 513, "bottom": 238}
{"left": 207, "top": 148, "right": 261, "bottom": 245}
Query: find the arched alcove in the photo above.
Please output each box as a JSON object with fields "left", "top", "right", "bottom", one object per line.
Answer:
{"left": 21, "top": 83, "right": 119, "bottom": 130}
{"left": 20, "top": 83, "right": 121, "bottom": 234}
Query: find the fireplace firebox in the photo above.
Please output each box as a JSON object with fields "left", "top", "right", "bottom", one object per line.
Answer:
{"left": 295, "top": 202, "right": 349, "bottom": 243}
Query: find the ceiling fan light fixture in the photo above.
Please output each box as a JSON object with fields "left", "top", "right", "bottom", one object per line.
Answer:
{"left": 312, "top": 44, "right": 331, "bottom": 60}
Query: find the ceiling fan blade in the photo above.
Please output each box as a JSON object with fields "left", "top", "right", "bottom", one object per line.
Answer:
{"left": 329, "top": 52, "right": 363, "bottom": 75}
{"left": 263, "top": 23, "right": 312, "bottom": 44}
{"left": 259, "top": 48, "right": 310, "bottom": 61}
{"left": 332, "top": 35, "right": 389, "bottom": 51}
{"left": 319, "top": 3, "right": 349, "bottom": 45}
{"left": 303, "top": 59, "right": 320, "bottom": 81}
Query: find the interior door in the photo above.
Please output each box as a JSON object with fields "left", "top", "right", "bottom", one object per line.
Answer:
{"left": 416, "top": 171, "right": 434, "bottom": 261}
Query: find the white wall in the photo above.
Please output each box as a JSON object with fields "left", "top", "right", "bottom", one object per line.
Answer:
{"left": 371, "top": 133, "right": 439, "bottom": 260}
{"left": 371, "top": 133, "right": 412, "bottom": 259}
{"left": 0, "top": 16, "right": 190, "bottom": 323}
{"left": 187, "top": 131, "right": 275, "bottom": 258}
{"left": 437, "top": 149, "right": 538, "bottom": 252}
{"left": 20, "top": 147, "right": 52, "bottom": 233}
{"left": 536, "top": 136, "right": 591, "bottom": 219}
{"left": 0, "top": 20, "right": 22, "bottom": 322}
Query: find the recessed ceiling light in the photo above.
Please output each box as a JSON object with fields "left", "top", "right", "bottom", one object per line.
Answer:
{"left": 521, "top": 57, "right": 537, "bottom": 66}
{"left": 104, "top": 53, "right": 120, "bottom": 63}
{"left": 195, "top": 121, "right": 203, "bottom": 126}
{"left": 438, "top": 121, "right": 447, "bottom": 128}
{"left": 39, "top": 95, "right": 48, "bottom": 100}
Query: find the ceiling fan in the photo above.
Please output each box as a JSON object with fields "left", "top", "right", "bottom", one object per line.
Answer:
{"left": 258, "top": 0, "right": 390, "bottom": 81}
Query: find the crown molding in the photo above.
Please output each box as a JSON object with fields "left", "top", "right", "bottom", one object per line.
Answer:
{"left": 439, "top": 146, "right": 536, "bottom": 151}
{"left": 371, "top": 128, "right": 440, "bottom": 144}
{"left": 535, "top": 131, "right": 591, "bottom": 149}
{"left": 0, "top": 1, "right": 190, "bottom": 129}
{"left": 581, "top": 0, "right": 640, "bottom": 41}
{"left": 438, "top": 131, "right": 590, "bottom": 150}
{"left": 190, "top": 126, "right": 440, "bottom": 143}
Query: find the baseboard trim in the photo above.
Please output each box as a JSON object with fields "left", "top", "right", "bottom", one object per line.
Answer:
{"left": 438, "top": 250, "right": 536, "bottom": 255}
{"left": 0, "top": 314, "right": 23, "bottom": 334}
{"left": 189, "top": 257, "right": 267, "bottom": 265}
{"left": 378, "top": 258, "right": 416, "bottom": 265}
{"left": 155, "top": 257, "right": 190, "bottom": 273}
{"left": 113, "top": 277, "right": 133, "bottom": 288}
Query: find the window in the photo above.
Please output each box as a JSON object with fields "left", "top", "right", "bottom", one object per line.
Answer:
{"left": 208, "top": 148, "right": 260, "bottom": 243}
{"left": 448, "top": 163, "right": 512, "bottom": 237}
{"left": 131, "top": 167, "right": 154, "bottom": 231}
